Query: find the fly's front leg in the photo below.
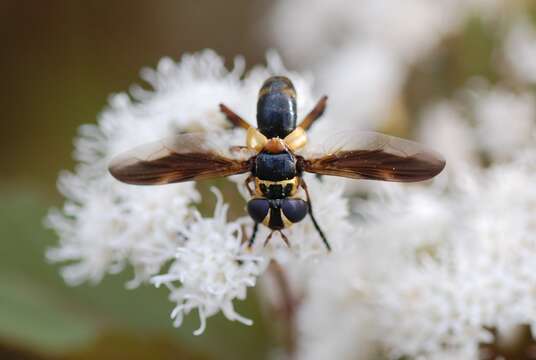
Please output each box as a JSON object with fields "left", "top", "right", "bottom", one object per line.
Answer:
{"left": 244, "top": 175, "right": 256, "bottom": 197}
{"left": 297, "top": 96, "right": 328, "bottom": 131}
{"left": 279, "top": 231, "right": 291, "bottom": 248}
{"left": 300, "top": 178, "right": 331, "bottom": 251}
{"left": 219, "top": 103, "right": 251, "bottom": 129}
{"left": 248, "top": 222, "right": 259, "bottom": 249}
{"left": 263, "top": 231, "right": 275, "bottom": 247}
{"left": 230, "top": 145, "right": 250, "bottom": 152}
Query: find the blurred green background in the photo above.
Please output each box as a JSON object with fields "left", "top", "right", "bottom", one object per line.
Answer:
{"left": 0, "top": 2, "right": 274, "bottom": 359}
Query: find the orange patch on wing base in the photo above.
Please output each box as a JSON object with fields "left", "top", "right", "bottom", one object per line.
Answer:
{"left": 264, "top": 138, "right": 286, "bottom": 153}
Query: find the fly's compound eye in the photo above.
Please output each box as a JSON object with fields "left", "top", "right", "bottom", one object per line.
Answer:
{"left": 247, "top": 198, "right": 270, "bottom": 223}
{"left": 281, "top": 198, "right": 308, "bottom": 223}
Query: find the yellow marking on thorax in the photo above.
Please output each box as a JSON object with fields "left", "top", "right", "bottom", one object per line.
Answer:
{"left": 246, "top": 127, "right": 268, "bottom": 151}
{"left": 255, "top": 177, "right": 299, "bottom": 197}
{"left": 283, "top": 126, "right": 307, "bottom": 151}
{"left": 245, "top": 125, "right": 307, "bottom": 153}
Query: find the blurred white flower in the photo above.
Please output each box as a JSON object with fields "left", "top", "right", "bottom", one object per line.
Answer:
{"left": 270, "top": 0, "right": 472, "bottom": 65}
{"left": 419, "top": 101, "right": 479, "bottom": 174}
{"left": 472, "top": 87, "right": 536, "bottom": 162}
{"left": 312, "top": 44, "right": 404, "bottom": 130}
{"left": 270, "top": 0, "right": 506, "bottom": 132}
{"left": 419, "top": 83, "right": 536, "bottom": 167}
{"left": 295, "top": 248, "right": 379, "bottom": 360}
{"left": 292, "top": 71, "right": 536, "bottom": 358}
{"left": 376, "top": 156, "right": 536, "bottom": 359}
{"left": 504, "top": 17, "right": 536, "bottom": 84}
{"left": 46, "top": 174, "right": 198, "bottom": 286}
{"left": 295, "top": 150, "right": 536, "bottom": 359}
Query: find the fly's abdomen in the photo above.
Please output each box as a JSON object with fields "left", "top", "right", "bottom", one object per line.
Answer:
{"left": 256, "top": 76, "right": 297, "bottom": 139}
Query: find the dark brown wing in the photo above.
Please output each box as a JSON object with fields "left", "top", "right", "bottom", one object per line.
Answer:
{"left": 109, "top": 133, "right": 255, "bottom": 185}
{"left": 298, "top": 131, "right": 445, "bottom": 182}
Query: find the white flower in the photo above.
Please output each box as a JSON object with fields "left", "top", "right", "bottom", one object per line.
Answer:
{"left": 312, "top": 44, "right": 404, "bottom": 130}
{"left": 271, "top": 0, "right": 505, "bottom": 64}
{"left": 293, "top": 77, "right": 536, "bottom": 358}
{"left": 151, "top": 188, "right": 268, "bottom": 335}
{"left": 375, "top": 157, "right": 536, "bottom": 359}
{"left": 47, "top": 50, "right": 251, "bottom": 288}
{"left": 47, "top": 172, "right": 198, "bottom": 286}
{"left": 419, "top": 83, "right": 536, "bottom": 167}
{"left": 284, "top": 34, "right": 536, "bottom": 353}
{"left": 296, "top": 156, "right": 536, "bottom": 359}
{"left": 419, "top": 101, "right": 479, "bottom": 174}
{"left": 471, "top": 87, "right": 536, "bottom": 162}
{"left": 270, "top": 0, "right": 476, "bottom": 65}
{"left": 270, "top": 0, "right": 507, "bottom": 134}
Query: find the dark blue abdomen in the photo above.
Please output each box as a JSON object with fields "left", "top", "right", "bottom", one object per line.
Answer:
{"left": 256, "top": 76, "right": 297, "bottom": 138}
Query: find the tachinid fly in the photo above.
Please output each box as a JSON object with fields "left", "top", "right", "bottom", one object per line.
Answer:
{"left": 109, "top": 76, "right": 446, "bottom": 250}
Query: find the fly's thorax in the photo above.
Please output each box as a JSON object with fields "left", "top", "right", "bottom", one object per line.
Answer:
{"left": 254, "top": 150, "right": 297, "bottom": 184}
{"left": 256, "top": 76, "right": 297, "bottom": 139}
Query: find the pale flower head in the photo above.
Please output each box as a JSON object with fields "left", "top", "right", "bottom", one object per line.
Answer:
{"left": 471, "top": 86, "right": 536, "bottom": 162}
{"left": 419, "top": 101, "right": 479, "bottom": 174}
{"left": 151, "top": 189, "right": 268, "bottom": 335}
{"left": 313, "top": 44, "right": 405, "bottom": 130}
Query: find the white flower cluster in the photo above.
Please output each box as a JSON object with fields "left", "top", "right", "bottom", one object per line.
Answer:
{"left": 47, "top": 50, "right": 351, "bottom": 333}
{"left": 294, "top": 94, "right": 536, "bottom": 360}
{"left": 151, "top": 189, "right": 268, "bottom": 335}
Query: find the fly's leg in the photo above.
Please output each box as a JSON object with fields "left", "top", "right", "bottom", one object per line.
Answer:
{"left": 248, "top": 222, "right": 259, "bottom": 248}
{"left": 230, "top": 145, "right": 250, "bottom": 152}
{"left": 263, "top": 231, "right": 274, "bottom": 247}
{"left": 279, "top": 231, "right": 291, "bottom": 248}
{"left": 219, "top": 103, "right": 251, "bottom": 129}
{"left": 297, "top": 96, "right": 328, "bottom": 131}
{"left": 244, "top": 175, "right": 256, "bottom": 196}
{"left": 300, "top": 178, "right": 331, "bottom": 251}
